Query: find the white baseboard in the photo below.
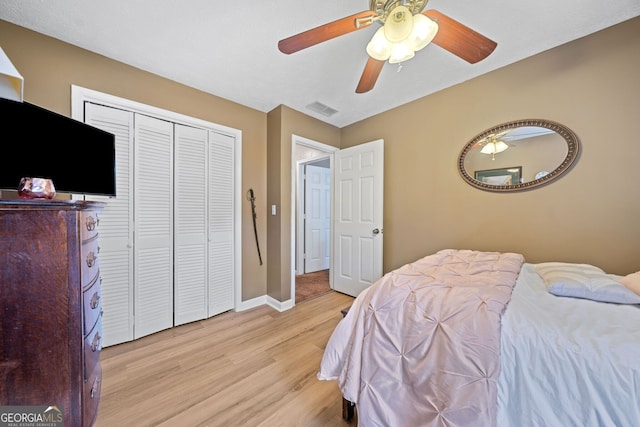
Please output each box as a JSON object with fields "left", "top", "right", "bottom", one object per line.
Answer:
{"left": 235, "top": 294, "right": 294, "bottom": 313}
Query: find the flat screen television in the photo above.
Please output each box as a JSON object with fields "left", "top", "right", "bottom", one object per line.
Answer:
{"left": 0, "top": 98, "right": 116, "bottom": 197}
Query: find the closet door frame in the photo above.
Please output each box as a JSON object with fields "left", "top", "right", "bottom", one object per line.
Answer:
{"left": 71, "top": 85, "right": 242, "bottom": 316}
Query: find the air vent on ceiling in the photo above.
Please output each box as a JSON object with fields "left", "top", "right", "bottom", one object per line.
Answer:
{"left": 306, "top": 101, "right": 338, "bottom": 117}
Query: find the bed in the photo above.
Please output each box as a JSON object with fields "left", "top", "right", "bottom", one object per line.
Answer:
{"left": 318, "top": 249, "right": 640, "bottom": 426}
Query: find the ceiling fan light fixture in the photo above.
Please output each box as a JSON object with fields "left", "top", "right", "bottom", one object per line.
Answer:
{"left": 410, "top": 14, "right": 439, "bottom": 51}
{"left": 480, "top": 140, "right": 509, "bottom": 155}
{"left": 366, "top": 27, "right": 392, "bottom": 60}
{"left": 383, "top": 6, "right": 414, "bottom": 43}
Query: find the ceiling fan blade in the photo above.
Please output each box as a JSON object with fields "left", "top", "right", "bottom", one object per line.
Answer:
{"left": 278, "top": 11, "right": 377, "bottom": 54}
{"left": 423, "top": 10, "right": 497, "bottom": 64}
{"left": 356, "top": 57, "right": 385, "bottom": 94}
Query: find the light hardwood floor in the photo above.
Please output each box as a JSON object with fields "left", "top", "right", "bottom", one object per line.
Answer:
{"left": 95, "top": 290, "right": 355, "bottom": 427}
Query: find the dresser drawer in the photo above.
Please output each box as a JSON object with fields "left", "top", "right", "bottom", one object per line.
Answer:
{"left": 83, "top": 274, "right": 102, "bottom": 335}
{"left": 84, "top": 362, "right": 102, "bottom": 426}
{"left": 84, "top": 314, "right": 102, "bottom": 380}
{"left": 81, "top": 235, "right": 100, "bottom": 285}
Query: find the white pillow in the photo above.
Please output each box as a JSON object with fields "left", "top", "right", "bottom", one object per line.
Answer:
{"left": 619, "top": 271, "right": 640, "bottom": 296}
{"left": 534, "top": 262, "right": 640, "bottom": 304}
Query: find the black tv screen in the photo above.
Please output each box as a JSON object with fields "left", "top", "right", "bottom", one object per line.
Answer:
{"left": 0, "top": 98, "right": 116, "bottom": 197}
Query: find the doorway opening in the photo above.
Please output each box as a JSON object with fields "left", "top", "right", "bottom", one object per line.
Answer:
{"left": 295, "top": 269, "right": 331, "bottom": 303}
{"left": 291, "top": 135, "right": 338, "bottom": 304}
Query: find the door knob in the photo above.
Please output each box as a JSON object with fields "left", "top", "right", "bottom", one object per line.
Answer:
{"left": 372, "top": 228, "right": 380, "bottom": 235}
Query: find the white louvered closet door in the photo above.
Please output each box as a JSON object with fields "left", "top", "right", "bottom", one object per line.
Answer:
{"left": 208, "top": 131, "right": 235, "bottom": 316}
{"left": 83, "top": 103, "right": 135, "bottom": 347}
{"left": 133, "top": 114, "right": 174, "bottom": 339}
{"left": 76, "top": 87, "right": 238, "bottom": 346}
{"left": 174, "top": 124, "right": 208, "bottom": 325}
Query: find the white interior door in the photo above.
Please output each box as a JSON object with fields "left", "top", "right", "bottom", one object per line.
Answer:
{"left": 82, "top": 102, "right": 135, "bottom": 347}
{"left": 304, "top": 164, "right": 330, "bottom": 273}
{"left": 333, "top": 139, "right": 384, "bottom": 297}
{"left": 207, "top": 131, "right": 236, "bottom": 316}
{"left": 133, "top": 114, "right": 174, "bottom": 339}
{"left": 174, "top": 124, "right": 208, "bottom": 326}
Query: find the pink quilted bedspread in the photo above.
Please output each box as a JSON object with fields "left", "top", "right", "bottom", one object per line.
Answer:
{"left": 318, "top": 249, "right": 524, "bottom": 426}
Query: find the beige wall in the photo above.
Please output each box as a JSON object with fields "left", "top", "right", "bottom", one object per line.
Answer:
{"left": 340, "top": 17, "right": 640, "bottom": 275}
{"left": 0, "top": 20, "right": 269, "bottom": 300}
{"left": 266, "top": 106, "right": 340, "bottom": 301}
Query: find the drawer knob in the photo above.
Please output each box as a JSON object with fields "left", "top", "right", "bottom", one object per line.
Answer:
{"left": 86, "top": 251, "right": 97, "bottom": 268}
{"left": 90, "top": 377, "right": 101, "bottom": 399}
{"left": 91, "top": 331, "right": 102, "bottom": 352}
{"left": 90, "top": 292, "right": 101, "bottom": 309}
{"left": 85, "top": 216, "right": 97, "bottom": 231}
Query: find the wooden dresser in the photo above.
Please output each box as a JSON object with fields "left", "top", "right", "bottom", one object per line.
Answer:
{"left": 0, "top": 199, "right": 105, "bottom": 426}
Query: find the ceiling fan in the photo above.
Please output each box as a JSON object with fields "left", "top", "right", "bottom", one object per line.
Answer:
{"left": 278, "top": 0, "right": 497, "bottom": 94}
{"left": 477, "top": 131, "right": 512, "bottom": 159}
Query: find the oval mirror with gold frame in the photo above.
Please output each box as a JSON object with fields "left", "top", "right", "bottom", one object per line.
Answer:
{"left": 458, "top": 119, "right": 580, "bottom": 192}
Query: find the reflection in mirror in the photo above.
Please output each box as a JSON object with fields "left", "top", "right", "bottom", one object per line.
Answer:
{"left": 458, "top": 119, "right": 580, "bottom": 192}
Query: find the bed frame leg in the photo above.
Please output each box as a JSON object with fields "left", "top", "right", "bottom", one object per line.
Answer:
{"left": 340, "top": 306, "right": 356, "bottom": 422}
{"left": 342, "top": 397, "right": 355, "bottom": 421}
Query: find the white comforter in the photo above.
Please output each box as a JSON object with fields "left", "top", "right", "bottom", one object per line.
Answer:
{"left": 318, "top": 249, "right": 524, "bottom": 426}
{"left": 318, "top": 254, "right": 640, "bottom": 427}
{"left": 497, "top": 263, "right": 640, "bottom": 427}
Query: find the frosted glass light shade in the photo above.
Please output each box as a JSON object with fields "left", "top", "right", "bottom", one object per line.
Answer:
{"left": 384, "top": 6, "right": 414, "bottom": 43}
{"left": 366, "top": 27, "right": 392, "bottom": 60}
{"left": 365, "top": 8, "right": 438, "bottom": 64}
{"left": 481, "top": 141, "right": 509, "bottom": 154}
{"left": 410, "top": 14, "right": 439, "bottom": 51}
{"left": 389, "top": 42, "right": 415, "bottom": 64}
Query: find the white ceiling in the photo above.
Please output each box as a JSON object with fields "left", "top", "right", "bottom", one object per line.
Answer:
{"left": 1, "top": 0, "right": 639, "bottom": 128}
